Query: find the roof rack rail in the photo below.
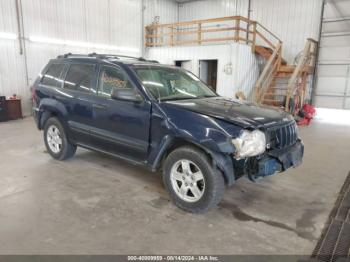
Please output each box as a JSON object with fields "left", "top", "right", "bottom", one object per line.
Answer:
{"left": 57, "top": 53, "right": 159, "bottom": 63}
{"left": 88, "top": 53, "right": 159, "bottom": 63}
{"left": 57, "top": 53, "right": 94, "bottom": 59}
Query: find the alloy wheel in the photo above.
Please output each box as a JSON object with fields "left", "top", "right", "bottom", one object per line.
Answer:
{"left": 46, "top": 125, "right": 62, "bottom": 154}
{"left": 170, "top": 159, "right": 205, "bottom": 203}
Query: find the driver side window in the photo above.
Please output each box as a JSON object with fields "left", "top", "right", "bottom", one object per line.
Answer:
{"left": 98, "top": 66, "right": 133, "bottom": 98}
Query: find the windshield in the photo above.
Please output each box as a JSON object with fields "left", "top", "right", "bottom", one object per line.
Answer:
{"left": 132, "top": 65, "right": 217, "bottom": 101}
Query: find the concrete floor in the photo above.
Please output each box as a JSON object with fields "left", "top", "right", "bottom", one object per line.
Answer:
{"left": 0, "top": 116, "right": 349, "bottom": 255}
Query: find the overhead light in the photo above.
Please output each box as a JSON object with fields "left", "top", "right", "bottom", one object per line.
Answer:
{"left": 29, "top": 36, "right": 140, "bottom": 54}
{"left": 0, "top": 32, "right": 17, "bottom": 40}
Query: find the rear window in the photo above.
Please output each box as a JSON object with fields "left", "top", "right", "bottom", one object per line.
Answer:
{"left": 41, "top": 63, "right": 65, "bottom": 88}
{"left": 63, "top": 64, "right": 96, "bottom": 93}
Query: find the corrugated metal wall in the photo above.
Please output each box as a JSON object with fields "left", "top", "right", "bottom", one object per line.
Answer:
{"left": 1, "top": 0, "right": 324, "bottom": 115}
{"left": 178, "top": 0, "right": 248, "bottom": 20}
{"left": 22, "top": 0, "right": 142, "bottom": 85}
{"left": 0, "top": 0, "right": 148, "bottom": 115}
{"left": 250, "top": 0, "right": 323, "bottom": 64}
{"left": 144, "top": 0, "right": 178, "bottom": 25}
{"left": 314, "top": 0, "right": 350, "bottom": 109}
{"left": 146, "top": 43, "right": 259, "bottom": 99}
{"left": 0, "top": 0, "right": 28, "bottom": 113}
{"left": 0, "top": 0, "right": 178, "bottom": 116}
{"left": 177, "top": 0, "right": 323, "bottom": 64}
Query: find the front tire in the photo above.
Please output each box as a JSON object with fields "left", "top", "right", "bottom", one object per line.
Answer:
{"left": 43, "top": 117, "right": 76, "bottom": 160}
{"left": 163, "top": 146, "right": 225, "bottom": 213}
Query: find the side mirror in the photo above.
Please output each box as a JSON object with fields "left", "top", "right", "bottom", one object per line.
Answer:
{"left": 111, "top": 88, "right": 143, "bottom": 103}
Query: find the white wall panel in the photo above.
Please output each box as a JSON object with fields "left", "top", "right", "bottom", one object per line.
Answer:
{"left": 0, "top": 0, "right": 326, "bottom": 115}
{"left": 324, "top": 0, "right": 350, "bottom": 19}
{"left": 0, "top": 0, "right": 144, "bottom": 116}
{"left": 0, "top": 0, "right": 18, "bottom": 33}
{"left": 178, "top": 0, "right": 248, "bottom": 21}
{"left": 146, "top": 43, "right": 259, "bottom": 100}
{"left": 177, "top": 0, "right": 322, "bottom": 64}
{"left": 0, "top": 40, "right": 28, "bottom": 114}
{"left": 21, "top": 0, "right": 142, "bottom": 51}
{"left": 144, "top": 0, "right": 178, "bottom": 26}
{"left": 0, "top": 0, "right": 28, "bottom": 114}
{"left": 250, "top": 0, "right": 323, "bottom": 64}
{"left": 110, "top": 0, "right": 142, "bottom": 48}
{"left": 314, "top": 0, "right": 350, "bottom": 109}
{"left": 175, "top": 1, "right": 249, "bottom": 50}
{"left": 23, "top": 0, "right": 143, "bottom": 86}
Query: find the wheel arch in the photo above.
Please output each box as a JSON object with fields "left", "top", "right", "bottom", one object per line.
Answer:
{"left": 38, "top": 98, "right": 69, "bottom": 130}
{"left": 152, "top": 136, "right": 235, "bottom": 186}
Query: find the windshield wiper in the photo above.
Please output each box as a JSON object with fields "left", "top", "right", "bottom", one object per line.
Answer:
{"left": 202, "top": 95, "right": 218, "bottom": 98}
{"left": 162, "top": 97, "right": 199, "bottom": 101}
{"left": 161, "top": 94, "right": 217, "bottom": 102}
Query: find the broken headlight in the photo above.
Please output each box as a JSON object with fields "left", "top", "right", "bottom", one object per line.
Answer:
{"left": 232, "top": 130, "right": 266, "bottom": 159}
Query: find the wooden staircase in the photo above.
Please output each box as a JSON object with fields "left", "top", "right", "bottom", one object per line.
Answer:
{"left": 255, "top": 45, "right": 287, "bottom": 65}
{"left": 254, "top": 38, "right": 318, "bottom": 114}
{"left": 145, "top": 16, "right": 318, "bottom": 114}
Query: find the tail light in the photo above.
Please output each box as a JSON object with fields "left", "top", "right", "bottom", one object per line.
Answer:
{"left": 30, "top": 86, "right": 37, "bottom": 106}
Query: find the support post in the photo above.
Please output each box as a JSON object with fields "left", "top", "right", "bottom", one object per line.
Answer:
{"left": 235, "top": 18, "right": 240, "bottom": 42}
{"left": 198, "top": 23, "right": 202, "bottom": 45}
{"left": 251, "top": 21, "right": 257, "bottom": 52}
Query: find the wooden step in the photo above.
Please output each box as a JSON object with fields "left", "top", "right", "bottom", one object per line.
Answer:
{"left": 277, "top": 65, "right": 314, "bottom": 74}
{"left": 268, "top": 87, "right": 288, "bottom": 90}
{"left": 274, "top": 74, "right": 292, "bottom": 78}
{"left": 277, "top": 65, "right": 296, "bottom": 73}
{"left": 263, "top": 93, "right": 287, "bottom": 97}
{"left": 263, "top": 98, "right": 284, "bottom": 102}
{"left": 254, "top": 45, "right": 287, "bottom": 65}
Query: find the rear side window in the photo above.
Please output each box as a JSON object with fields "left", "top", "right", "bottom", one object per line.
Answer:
{"left": 41, "top": 63, "right": 65, "bottom": 88}
{"left": 63, "top": 64, "right": 96, "bottom": 93}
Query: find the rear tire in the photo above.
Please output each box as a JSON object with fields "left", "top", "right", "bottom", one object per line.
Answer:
{"left": 43, "top": 117, "right": 76, "bottom": 160}
{"left": 163, "top": 146, "right": 225, "bottom": 213}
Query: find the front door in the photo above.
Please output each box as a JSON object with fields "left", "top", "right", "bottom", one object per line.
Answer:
{"left": 90, "top": 65, "right": 151, "bottom": 161}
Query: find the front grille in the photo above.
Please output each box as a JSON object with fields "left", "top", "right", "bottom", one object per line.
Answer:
{"left": 266, "top": 121, "right": 298, "bottom": 149}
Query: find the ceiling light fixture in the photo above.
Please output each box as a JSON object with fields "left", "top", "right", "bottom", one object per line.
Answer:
{"left": 0, "top": 32, "right": 17, "bottom": 40}
{"left": 29, "top": 36, "right": 140, "bottom": 54}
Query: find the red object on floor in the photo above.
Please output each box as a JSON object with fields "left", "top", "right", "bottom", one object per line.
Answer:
{"left": 297, "top": 104, "right": 316, "bottom": 126}
{"left": 297, "top": 117, "right": 311, "bottom": 126}
{"left": 302, "top": 104, "right": 316, "bottom": 118}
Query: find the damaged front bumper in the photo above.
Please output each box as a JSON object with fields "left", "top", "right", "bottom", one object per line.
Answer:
{"left": 247, "top": 140, "right": 304, "bottom": 181}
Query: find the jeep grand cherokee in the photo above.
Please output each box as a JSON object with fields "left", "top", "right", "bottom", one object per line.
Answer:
{"left": 31, "top": 53, "right": 303, "bottom": 213}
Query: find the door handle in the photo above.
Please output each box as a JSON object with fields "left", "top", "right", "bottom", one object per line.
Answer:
{"left": 93, "top": 103, "right": 108, "bottom": 110}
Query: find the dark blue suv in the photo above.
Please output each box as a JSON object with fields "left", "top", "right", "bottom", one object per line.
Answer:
{"left": 31, "top": 53, "right": 303, "bottom": 213}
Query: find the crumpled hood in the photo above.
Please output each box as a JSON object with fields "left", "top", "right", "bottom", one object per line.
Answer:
{"left": 164, "top": 97, "right": 291, "bottom": 128}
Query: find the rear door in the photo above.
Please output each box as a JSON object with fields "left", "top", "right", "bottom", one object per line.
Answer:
{"left": 61, "top": 62, "right": 98, "bottom": 144}
{"left": 89, "top": 65, "right": 151, "bottom": 161}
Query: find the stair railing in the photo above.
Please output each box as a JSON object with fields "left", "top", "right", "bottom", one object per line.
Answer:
{"left": 285, "top": 38, "right": 318, "bottom": 111}
{"left": 145, "top": 16, "right": 283, "bottom": 104}
{"left": 145, "top": 16, "right": 281, "bottom": 51}
{"left": 253, "top": 42, "right": 283, "bottom": 104}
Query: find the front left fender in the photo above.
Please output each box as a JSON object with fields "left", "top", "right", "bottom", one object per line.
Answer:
{"left": 150, "top": 134, "right": 235, "bottom": 186}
